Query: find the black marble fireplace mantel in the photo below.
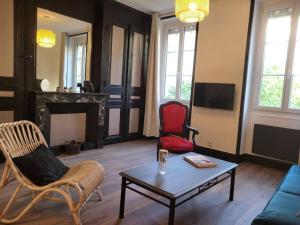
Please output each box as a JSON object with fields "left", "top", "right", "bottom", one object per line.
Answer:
{"left": 32, "top": 91, "right": 106, "bottom": 148}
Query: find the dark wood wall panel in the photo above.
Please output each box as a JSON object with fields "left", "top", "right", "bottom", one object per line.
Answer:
{"left": 0, "top": 0, "right": 27, "bottom": 121}
{"left": 36, "top": 0, "right": 97, "bottom": 23}
{"left": 252, "top": 124, "right": 300, "bottom": 163}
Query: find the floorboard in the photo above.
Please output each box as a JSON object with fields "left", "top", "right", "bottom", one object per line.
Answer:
{"left": 0, "top": 139, "right": 285, "bottom": 225}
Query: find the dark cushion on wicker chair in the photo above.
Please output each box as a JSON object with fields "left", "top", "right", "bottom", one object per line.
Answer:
{"left": 13, "top": 144, "right": 69, "bottom": 186}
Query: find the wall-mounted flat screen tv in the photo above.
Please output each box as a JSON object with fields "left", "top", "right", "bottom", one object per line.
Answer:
{"left": 193, "top": 83, "right": 235, "bottom": 110}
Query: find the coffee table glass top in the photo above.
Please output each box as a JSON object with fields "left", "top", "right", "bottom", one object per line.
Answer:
{"left": 120, "top": 153, "right": 238, "bottom": 198}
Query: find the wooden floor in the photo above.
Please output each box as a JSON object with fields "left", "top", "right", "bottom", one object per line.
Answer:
{"left": 0, "top": 139, "right": 285, "bottom": 225}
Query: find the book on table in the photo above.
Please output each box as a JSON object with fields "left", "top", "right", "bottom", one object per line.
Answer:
{"left": 184, "top": 154, "right": 217, "bottom": 168}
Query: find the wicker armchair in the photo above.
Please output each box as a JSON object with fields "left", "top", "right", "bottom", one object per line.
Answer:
{"left": 0, "top": 120, "right": 105, "bottom": 225}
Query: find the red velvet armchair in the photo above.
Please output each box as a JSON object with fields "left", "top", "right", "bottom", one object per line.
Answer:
{"left": 157, "top": 101, "right": 199, "bottom": 160}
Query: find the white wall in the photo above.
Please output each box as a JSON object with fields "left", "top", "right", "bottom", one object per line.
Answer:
{"left": 191, "top": 0, "right": 251, "bottom": 154}
{"left": 36, "top": 32, "right": 62, "bottom": 91}
{"left": 0, "top": 0, "right": 14, "bottom": 77}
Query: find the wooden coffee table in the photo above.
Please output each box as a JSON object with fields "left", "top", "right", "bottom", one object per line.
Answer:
{"left": 119, "top": 153, "right": 238, "bottom": 225}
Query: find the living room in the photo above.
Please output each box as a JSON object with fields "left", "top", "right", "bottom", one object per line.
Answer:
{"left": 0, "top": 0, "right": 299, "bottom": 224}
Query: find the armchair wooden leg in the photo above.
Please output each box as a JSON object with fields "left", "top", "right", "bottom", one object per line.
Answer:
{"left": 72, "top": 210, "right": 81, "bottom": 225}
{"left": 0, "top": 184, "right": 23, "bottom": 222}
{"left": 0, "top": 163, "right": 11, "bottom": 190}
{"left": 95, "top": 186, "right": 103, "bottom": 201}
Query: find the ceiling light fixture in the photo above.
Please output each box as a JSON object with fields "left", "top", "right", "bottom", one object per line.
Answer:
{"left": 175, "top": 0, "right": 209, "bottom": 23}
{"left": 36, "top": 29, "right": 56, "bottom": 48}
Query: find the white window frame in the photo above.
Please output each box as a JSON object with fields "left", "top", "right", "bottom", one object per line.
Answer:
{"left": 160, "top": 18, "right": 197, "bottom": 104}
{"left": 254, "top": 0, "right": 300, "bottom": 114}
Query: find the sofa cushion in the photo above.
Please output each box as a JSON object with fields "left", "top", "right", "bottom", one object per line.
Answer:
{"left": 252, "top": 191, "right": 300, "bottom": 225}
{"left": 279, "top": 165, "right": 300, "bottom": 196}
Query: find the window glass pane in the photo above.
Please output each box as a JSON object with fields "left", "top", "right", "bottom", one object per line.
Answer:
{"left": 265, "top": 11, "right": 291, "bottom": 43}
{"left": 293, "top": 42, "right": 300, "bottom": 75}
{"left": 77, "top": 45, "right": 83, "bottom": 58}
{"left": 76, "top": 60, "right": 82, "bottom": 76}
{"left": 164, "top": 76, "right": 177, "bottom": 99}
{"left": 166, "top": 52, "right": 178, "bottom": 75}
{"left": 293, "top": 19, "right": 300, "bottom": 75}
{"left": 289, "top": 76, "right": 300, "bottom": 109}
{"left": 297, "top": 17, "right": 300, "bottom": 41}
{"left": 263, "top": 43, "right": 288, "bottom": 75}
{"left": 184, "top": 26, "right": 196, "bottom": 51}
{"left": 180, "top": 76, "right": 192, "bottom": 100}
{"left": 167, "top": 29, "right": 180, "bottom": 52}
{"left": 259, "top": 75, "right": 284, "bottom": 108}
{"left": 182, "top": 51, "right": 194, "bottom": 75}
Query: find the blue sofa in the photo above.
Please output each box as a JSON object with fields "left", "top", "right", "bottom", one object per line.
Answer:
{"left": 252, "top": 165, "right": 300, "bottom": 225}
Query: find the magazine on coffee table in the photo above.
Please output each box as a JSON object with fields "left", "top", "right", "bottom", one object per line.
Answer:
{"left": 184, "top": 154, "right": 217, "bottom": 168}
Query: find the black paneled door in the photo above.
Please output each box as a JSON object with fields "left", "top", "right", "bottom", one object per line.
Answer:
{"left": 103, "top": 23, "right": 148, "bottom": 144}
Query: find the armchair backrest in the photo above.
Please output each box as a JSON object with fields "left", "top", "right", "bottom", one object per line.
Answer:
{"left": 159, "top": 101, "right": 188, "bottom": 136}
{"left": 0, "top": 120, "right": 47, "bottom": 159}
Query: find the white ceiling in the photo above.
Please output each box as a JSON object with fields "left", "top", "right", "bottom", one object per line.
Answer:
{"left": 37, "top": 8, "right": 91, "bottom": 33}
{"left": 116, "top": 0, "right": 174, "bottom": 14}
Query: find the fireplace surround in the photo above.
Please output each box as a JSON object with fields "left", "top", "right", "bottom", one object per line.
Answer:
{"left": 32, "top": 92, "right": 106, "bottom": 148}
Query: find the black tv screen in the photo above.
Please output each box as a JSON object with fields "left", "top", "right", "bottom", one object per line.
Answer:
{"left": 193, "top": 83, "right": 235, "bottom": 110}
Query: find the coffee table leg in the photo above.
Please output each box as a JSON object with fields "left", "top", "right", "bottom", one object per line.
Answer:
{"left": 168, "top": 199, "right": 176, "bottom": 225}
{"left": 119, "top": 177, "right": 126, "bottom": 218}
{"left": 229, "top": 168, "right": 236, "bottom": 201}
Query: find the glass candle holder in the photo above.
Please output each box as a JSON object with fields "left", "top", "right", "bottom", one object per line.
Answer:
{"left": 158, "top": 149, "right": 168, "bottom": 175}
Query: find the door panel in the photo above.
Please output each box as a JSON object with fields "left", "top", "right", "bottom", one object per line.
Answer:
{"left": 110, "top": 25, "right": 125, "bottom": 86}
{"left": 124, "top": 30, "right": 147, "bottom": 139}
{"left": 0, "top": 91, "right": 15, "bottom": 97}
{"left": 104, "top": 23, "right": 128, "bottom": 144}
{"left": 0, "top": 111, "right": 14, "bottom": 123}
{"left": 108, "top": 108, "right": 121, "bottom": 136}
{"left": 131, "top": 32, "right": 144, "bottom": 88}
{"left": 109, "top": 94, "right": 122, "bottom": 99}
{"left": 128, "top": 108, "right": 139, "bottom": 133}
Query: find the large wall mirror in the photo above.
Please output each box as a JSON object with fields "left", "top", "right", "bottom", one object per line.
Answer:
{"left": 36, "top": 7, "right": 92, "bottom": 92}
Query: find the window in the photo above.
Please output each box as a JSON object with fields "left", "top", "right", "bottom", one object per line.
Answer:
{"left": 75, "top": 42, "right": 87, "bottom": 84}
{"left": 161, "top": 20, "right": 197, "bottom": 102}
{"left": 257, "top": 2, "right": 300, "bottom": 111}
{"left": 64, "top": 33, "right": 88, "bottom": 90}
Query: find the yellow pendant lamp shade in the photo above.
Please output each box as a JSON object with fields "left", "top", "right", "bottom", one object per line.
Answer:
{"left": 36, "top": 29, "right": 56, "bottom": 48}
{"left": 176, "top": 0, "right": 209, "bottom": 23}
